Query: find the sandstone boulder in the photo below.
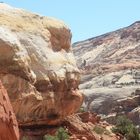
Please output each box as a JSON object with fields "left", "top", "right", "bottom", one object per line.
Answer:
{"left": 0, "top": 3, "right": 83, "bottom": 126}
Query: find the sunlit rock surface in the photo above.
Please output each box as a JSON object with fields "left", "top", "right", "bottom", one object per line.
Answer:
{"left": 0, "top": 3, "right": 83, "bottom": 126}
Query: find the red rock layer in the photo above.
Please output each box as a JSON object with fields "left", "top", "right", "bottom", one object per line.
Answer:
{"left": 0, "top": 80, "right": 19, "bottom": 140}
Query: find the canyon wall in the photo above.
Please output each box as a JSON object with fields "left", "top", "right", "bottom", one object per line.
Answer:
{"left": 73, "top": 21, "right": 140, "bottom": 126}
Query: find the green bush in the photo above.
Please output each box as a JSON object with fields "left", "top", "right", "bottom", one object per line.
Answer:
{"left": 93, "top": 126, "right": 111, "bottom": 135}
{"left": 56, "top": 127, "right": 69, "bottom": 140}
{"left": 78, "top": 107, "right": 85, "bottom": 113}
{"left": 43, "top": 135, "right": 57, "bottom": 140}
{"left": 93, "top": 126, "right": 105, "bottom": 135}
{"left": 43, "top": 127, "right": 70, "bottom": 140}
{"left": 21, "top": 136, "right": 29, "bottom": 140}
{"left": 112, "top": 116, "right": 140, "bottom": 140}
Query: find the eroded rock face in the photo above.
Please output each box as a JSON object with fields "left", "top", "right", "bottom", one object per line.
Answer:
{"left": 0, "top": 3, "right": 83, "bottom": 126}
{"left": 0, "top": 80, "right": 19, "bottom": 140}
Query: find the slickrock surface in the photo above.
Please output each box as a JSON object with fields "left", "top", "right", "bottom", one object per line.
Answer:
{"left": 0, "top": 80, "right": 19, "bottom": 140}
{"left": 73, "top": 22, "right": 140, "bottom": 126}
{"left": 0, "top": 3, "right": 83, "bottom": 126}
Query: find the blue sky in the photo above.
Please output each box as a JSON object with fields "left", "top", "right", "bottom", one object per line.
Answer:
{"left": 2, "top": 0, "right": 140, "bottom": 43}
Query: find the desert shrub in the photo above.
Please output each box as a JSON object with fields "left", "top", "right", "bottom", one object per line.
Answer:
{"left": 112, "top": 116, "right": 140, "bottom": 140}
{"left": 21, "top": 136, "right": 29, "bottom": 140}
{"left": 43, "top": 135, "right": 57, "bottom": 140}
{"left": 56, "top": 127, "right": 69, "bottom": 140}
{"left": 43, "top": 127, "right": 70, "bottom": 140}
{"left": 78, "top": 107, "right": 86, "bottom": 113}
{"left": 93, "top": 126, "right": 110, "bottom": 135}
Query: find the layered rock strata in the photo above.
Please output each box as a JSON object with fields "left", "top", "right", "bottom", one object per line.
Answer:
{"left": 73, "top": 21, "right": 140, "bottom": 126}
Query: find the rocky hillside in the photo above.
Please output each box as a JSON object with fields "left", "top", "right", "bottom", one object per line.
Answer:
{"left": 73, "top": 22, "right": 140, "bottom": 126}
{"left": 0, "top": 3, "right": 120, "bottom": 140}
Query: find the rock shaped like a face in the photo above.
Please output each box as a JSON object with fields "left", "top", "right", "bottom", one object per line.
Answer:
{"left": 0, "top": 3, "right": 83, "bottom": 126}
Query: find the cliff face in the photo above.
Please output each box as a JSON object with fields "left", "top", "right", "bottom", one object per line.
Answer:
{"left": 0, "top": 80, "right": 19, "bottom": 140}
{"left": 73, "top": 22, "right": 140, "bottom": 125}
{"left": 0, "top": 3, "right": 124, "bottom": 140}
{"left": 0, "top": 3, "right": 83, "bottom": 127}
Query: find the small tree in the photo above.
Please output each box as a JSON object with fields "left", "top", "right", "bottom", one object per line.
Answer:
{"left": 112, "top": 116, "right": 140, "bottom": 140}
{"left": 56, "top": 127, "right": 69, "bottom": 140}
{"left": 43, "top": 127, "right": 70, "bottom": 140}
